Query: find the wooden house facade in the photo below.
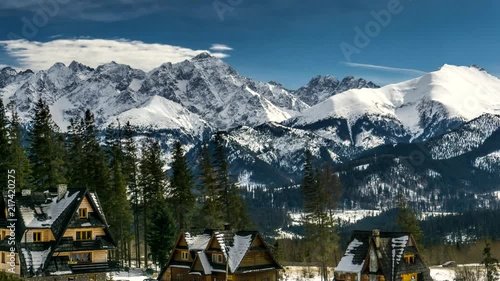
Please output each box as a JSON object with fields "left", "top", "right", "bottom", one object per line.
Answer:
{"left": 0, "top": 185, "right": 118, "bottom": 280}
{"left": 334, "top": 229, "right": 432, "bottom": 281}
{"left": 159, "top": 229, "right": 282, "bottom": 281}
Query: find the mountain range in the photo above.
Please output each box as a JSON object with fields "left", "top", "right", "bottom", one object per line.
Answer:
{"left": 1, "top": 54, "right": 500, "bottom": 211}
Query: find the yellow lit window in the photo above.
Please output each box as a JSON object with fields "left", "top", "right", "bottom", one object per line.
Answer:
{"left": 1, "top": 252, "right": 5, "bottom": 263}
{"left": 404, "top": 254, "right": 415, "bottom": 264}
{"left": 33, "top": 232, "right": 42, "bottom": 242}
{"left": 181, "top": 251, "right": 189, "bottom": 260}
{"left": 79, "top": 208, "right": 88, "bottom": 218}
{"left": 76, "top": 231, "right": 92, "bottom": 240}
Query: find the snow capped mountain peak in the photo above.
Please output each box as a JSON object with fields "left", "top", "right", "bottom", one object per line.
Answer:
{"left": 293, "top": 63, "right": 500, "bottom": 143}
{"left": 193, "top": 52, "right": 213, "bottom": 60}
{"left": 292, "top": 75, "right": 379, "bottom": 106}
{"left": 68, "top": 60, "right": 94, "bottom": 73}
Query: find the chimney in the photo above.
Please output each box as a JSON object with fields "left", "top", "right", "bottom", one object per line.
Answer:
{"left": 57, "top": 184, "right": 67, "bottom": 201}
{"left": 21, "top": 189, "right": 32, "bottom": 196}
{"left": 372, "top": 229, "right": 381, "bottom": 248}
{"left": 224, "top": 223, "right": 231, "bottom": 231}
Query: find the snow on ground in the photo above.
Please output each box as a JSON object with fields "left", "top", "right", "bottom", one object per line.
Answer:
{"left": 106, "top": 265, "right": 493, "bottom": 281}
{"left": 108, "top": 269, "right": 155, "bottom": 281}
{"left": 288, "top": 209, "right": 382, "bottom": 226}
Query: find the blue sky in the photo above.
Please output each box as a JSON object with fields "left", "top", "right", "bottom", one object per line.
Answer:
{"left": 0, "top": 0, "right": 499, "bottom": 89}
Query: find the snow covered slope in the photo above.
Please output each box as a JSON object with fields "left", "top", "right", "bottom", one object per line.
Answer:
{"left": 291, "top": 65, "right": 500, "bottom": 145}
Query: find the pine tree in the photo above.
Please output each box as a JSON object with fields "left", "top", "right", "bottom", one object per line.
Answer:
{"left": 169, "top": 141, "right": 195, "bottom": 230}
{"left": 105, "top": 122, "right": 133, "bottom": 267}
{"left": 0, "top": 99, "right": 9, "bottom": 191}
{"left": 29, "top": 98, "right": 66, "bottom": 191}
{"left": 146, "top": 199, "right": 177, "bottom": 269}
{"left": 301, "top": 160, "right": 342, "bottom": 281}
{"left": 396, "top": 194, "right": 424, "bottom": 250}
{"left": 482, "top": 241, "right": 498, "bottom": 281}
{"left": 67, "top": 110, "right": 109, "bottom": 192}
{"left": 139, "top": 138, "right": 169, "bottom": 268}
{"left": 123, "top": 121, "right": 141, "bottom": 267}
{"left": 212, "top": 133, "right": 252, "bottom": 230}
{"left": 195, "top": 144, "right": 224, "bottom": 229}
{"left": 7, "top": 106, "right": 32, "bottom": 190}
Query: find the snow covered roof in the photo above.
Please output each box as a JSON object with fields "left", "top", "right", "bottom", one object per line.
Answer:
{"left": 335, "top": 238, "right": 365, "bottom": 273}
{"left": 336, "top": 230, "right": 432, "bottom": 281}
{"left": 185, "top": 232, "right": 212, "bottom": 251}
{"left": 161, "top": 229, "right": 281, "bottom": 280}
{"left": 21, "top": 246, "right": 52, "bottom": 275}
{"left": 18, "top": 190, "right": 81, "bottom": 228}
{"left": 391, "top": 235, "right": 409, "bottom": 280}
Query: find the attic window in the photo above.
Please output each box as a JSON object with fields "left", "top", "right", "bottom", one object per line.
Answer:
{"left": 79, "top": 208, "right": 88, "bottom": 218}
{"left": 181, "top": 251, "right": 189, "bottom": 260}
{"left": 76, "top": 231, "right": 92, "bottom": 241}
{"left": 33, "top": 232, "right": 42, "bottom": 242}
{"left": 404, "top": 254, "right": 415, "bottom": 264}
{"left": 212, "top": 253, "right": 223, "bottom": 263}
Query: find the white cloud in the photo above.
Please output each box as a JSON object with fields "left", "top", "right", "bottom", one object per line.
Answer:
{"left": 210, "top": 44, "right": 233, "bottom": 51}
{"left": 342, "top": 62, "right": 427, "bottom": 75}
{"left": 0, "top": 39, "right": 230, "bottom": 71}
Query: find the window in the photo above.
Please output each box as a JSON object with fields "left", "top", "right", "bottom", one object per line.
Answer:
{"left": 404, "top": 254, "right": 415, "bottom": 264}
{"left": 181, "top": 251, "right": 189, "bottom": 260}
{"left": 1, "top": 230, "right": 5, "bottom": 240}
{"left": 33, "top": 232, "right": 42, "bottom": 242}
{"left": 1, "top": 252, "right": 5, "bottom": 263}
{"left": 76, "top": 231, "right": 92, "bottom": 240}
{"left": 71, "top": 252, "right": 92, "bottom": 263}
{"left": 176, "top": 274, "right": 183, "bottom": 281}
{"left": 211, "top": 253, "right": 223, "bottom": 263}
{"left": 68, "top": 277, "right": 75, "bottom": 281}
{"left": 79, "top": 208, "right": 88, "bottom": 218}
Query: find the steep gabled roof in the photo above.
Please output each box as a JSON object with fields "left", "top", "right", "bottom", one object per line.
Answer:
{"left": 14, "top": 189, "right": 115, "bottom": 277}
{"left": 336, "top": 230, "right": 432, "bottom": 281}
{"left": 160, "top": 229, "right": 281, "bottom": 280}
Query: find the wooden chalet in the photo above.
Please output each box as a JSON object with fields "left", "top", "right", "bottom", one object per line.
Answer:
{"left": 334, "top": 229, "right": 432, "bottom": 281}
{"left": 0, "top": 185, "right": 118, "bottom": 280}
{"left": 159, "top": 228, "right": 282, "bottom": 281}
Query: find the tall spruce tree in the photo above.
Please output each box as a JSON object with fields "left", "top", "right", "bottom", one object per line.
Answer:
{"left": 29, "top": 98, "right": 66, "bottom": 191}
{"left": 7, "top": 107, "right": 31, "bottom": 190}
{"left": 169, "top": 141, "right": 195, "bottom": 230}
{"left": 139, "top": 138, "right": 169, "bottom": 268}
{"left": 146, "top": 199, "right": 177, "bottom": 269}
{"left": 123, "top": 122, "right": 141, "bottom": 267}
{"left": 212, "top": 133, "right": 252, "bottom": 230}
{"left": 105, "top": 123, "right": 133, "bottom": 267}
{"left": 195, "top": 144, "right": 224, "bottom": 229}
{"left": 301, "top": 151, "right": 342, "bottom": 281}
{"left": 396, "top": 194, "right": 424, "bottom": 250}
{"left": 67, "top": 110, "right": 109, "bottom": 192}
{"left": 0, "top": 99, "right": 9, "bottom": 191}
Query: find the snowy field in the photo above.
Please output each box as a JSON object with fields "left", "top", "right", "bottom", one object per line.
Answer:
{"left": 108, "top": 265, "right": 481, "bottom": 281}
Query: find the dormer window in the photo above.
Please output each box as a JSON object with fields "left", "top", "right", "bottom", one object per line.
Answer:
{"left": 404, "top": 254, "right": 415, "bottom": 264}
{"left": 181, "top": 251, "right": 189, "bottom": 260}
{"left": 212, "top": 253, "right": 223, "bottom": 263}
{"left": 79, "top": 208, "right": 88, "bottom": 218}
{"left": 33, "top": 232, "right": 42, "bottom": 242}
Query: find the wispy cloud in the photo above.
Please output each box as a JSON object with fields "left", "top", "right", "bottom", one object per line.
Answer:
{"left": 0, "top": 39, "right": 229, "bottom": 71}
{"left": 210, "top": 44, "right": 233, "bottom": 51}
{"left": 342, "top": 62, "right": 427, "bottom": 75}
{"left": 0, "top": 0, "right": 168, "bottom": 22}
